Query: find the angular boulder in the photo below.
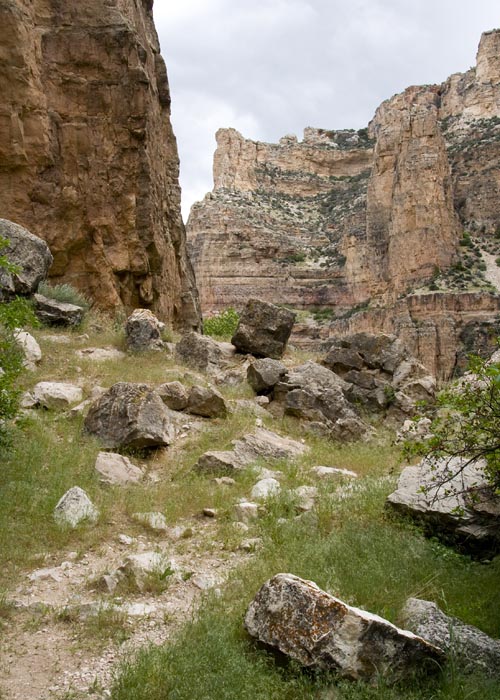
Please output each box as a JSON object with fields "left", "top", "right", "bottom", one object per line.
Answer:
{"left": 53, "top": 487, "right": 99, "bottom": 528}
{"left": 401, "top": 597, "right": 500, "bottom": 679}
{"left": 84, "top": 382, "right": 174, "bottom": 449}
{"left": 386, "top": 457, "right": 500, "bottom": 555}
{"left": 13, "top": 330, "right": 42, "bottom": 370}
{"left": 34, "top": 293, "right": 84, "bottom": 326}
{"left": 125, "top": 308, "right": 165, "bottom": 352}
{"left": 32, "top": 381, "right": 83, "bottom": 409}
{"left": 187, "top": 385, "right": 228, "bottom": 418}
{"left": 94, "top": 452, "right": 143, "bottom": 485}
{"left": 0, "top": 219, "right": 53, "bottom": 298}
{"left": 244, "top": 574, "right": 445, "bottom": 681}
{"left": 274, "top": 361, "right": 368, "bottom": 442}
{"left": 175, "top": 331, "right": 225, "bottom": 372}
{"left": 231, "top": 298, "right": 296, "bottom": 359}
{"left": 156, "top": 381, "right": 189, "bottom": 411}
{"left": 247, "top": 358, "right": 287, "bottom": 394}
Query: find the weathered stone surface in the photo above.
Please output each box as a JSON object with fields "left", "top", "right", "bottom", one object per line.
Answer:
{"left": 187, "top": 385, "right": 228, "bottom": 418}
{"left": 156, "top": 381, "right": 189, "bottom": 411}
{"left": 0, "top": 219, "right": 52, "bottom": 297}
{"left": 94, "top": 452, "right": 143, "bottom": 485}
{"left": 175, "top": 332, "right": 225, "bottom": 373}
{"left": 386, "top": 457, "right": 500, "bottom": 554}
{"left": 247, "top": 358, "right": 287, "bottom": 394}
{"left": 76, "top": 347, "right": 126, "bottom": 362}
{"left": 274, "top": 361, "right": 368, "bottom": 441}
{"left": 188, "top": 31, "right": 500, "bottom": 381}
{"left": 131, "top": 511, "right": 168, "bottom": 531}
{"left": 125, "top": 309, "right": 164, "bottom": 352}
{"left": 234, "top": 501, "right": 259, "bottom": 523}
{"left": 195, "top": 428, "right": 307, "bottom": 473}
{"left": 244, "top": 574, "right": 444, "bottom": 680}
{"left": 293, "top": 485, "right": 318, "bottom": 512}
{"left": 118, "top": 552, "right": 178, "bottom": 592}
{"left": 84, "top": 382, "right": 174, "bottom": 449}
{"left": 53, "top": 487, "right": 98, "bottom": 528}
{"left": 32, "top": 381, "right": 83, "bottom": 409}
{"left": 310, "top": 466, "right": 358, "bottom": 480}
{"left": 13, "top": 330, "right": 41, "bottom": 370}
{"left": 34, "top": 294, "right": 84, "bottom": 327}
{"left": 401, "top": 597, "right": 500, "bottom": 678}
{"left": 232, "top": 299, "right": 296, "bottom": 359}
{"left": 0, "top": 0, "right": 200, "bottom": 329}
{"left": 251, "top": 478, "right": 281, "bottom": 501}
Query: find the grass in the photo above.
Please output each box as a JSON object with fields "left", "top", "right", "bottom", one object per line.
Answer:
{"left": 1, "top": 314, "right": 499, "bottom": 700}
{"left": 111, "top": 478, "right": 500, "bottom": 699}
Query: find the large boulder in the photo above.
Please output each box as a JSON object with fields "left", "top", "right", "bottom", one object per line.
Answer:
{"left": 0, "top": 219, "right": 52, "bottom": 298}
{"left": 94, "top": 452, "right": 143, "bottom": 485}
{"left": 156, "top": 381, "right": 189, "bottom": 411}
{"left": 125, "top": 308, "right": 165, "bottom": 352}
{"left": 195, "top": 428, "right": 307, "bottom": 473}
{"left": 274, "top": 361, "right": 368, "bottom": 442}
{"left": 34, "top": 293, "right": 84, "bottom": 327}
{"left": 175, "top": 331, "right": 226, "bottom": 372}
{"left": 386, "top": 457, "right": 500, "bottom": 555}
{"left": 323, "top": 333, "right": 435, "bottom": 413}
{"left": 84, "top": 383, "right": 174, "bottom": 449}
{"left": 244, "top": 574, "right": 444, "bottom": 681}
{"left": 231, "top": 298, "right": 296, "bottom": 359}
{"left": 187, "top": 385, "right": 228, "bottom": 418}
{"left": 401, "top": 597, "right": 500, "bottom": 678}
{"left": 31, "top": 381, "right": 83, "bottom": 409}
{"left": 247, "top": 358, "right": 287, "bottom": 395}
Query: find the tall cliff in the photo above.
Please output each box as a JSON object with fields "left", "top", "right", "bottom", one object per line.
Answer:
{"left": 188, "top": 30, "right": 500, "bottom": 380}
{"left": 0, "top": 0, "right": 201, "bottom": 328}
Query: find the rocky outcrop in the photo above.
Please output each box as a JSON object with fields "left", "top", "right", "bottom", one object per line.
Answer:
{"left": 0, "top": 0, "right": 200, "bottom": 329}
{"left": 386, "top": 457, "right": 500, "bottom": 556}
{"left": 187, "top": 31, "right": 500, "bottom": 381}
{"left": 244, "top": 574, "right": 445, "bottom": 681}
{"left": 0, "top": 219, "right": 52, "bottom": 298}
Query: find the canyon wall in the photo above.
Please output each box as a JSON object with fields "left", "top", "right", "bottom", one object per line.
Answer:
{"left": 0, "top": 0, "right": 201, "bottom": 328}
{"left": 188, "top": 30, "right": 500, "bottom": 379}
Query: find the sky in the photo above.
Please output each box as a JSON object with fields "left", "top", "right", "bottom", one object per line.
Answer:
{"left": 153, "top": 1, "right": 499, "bottom": 219}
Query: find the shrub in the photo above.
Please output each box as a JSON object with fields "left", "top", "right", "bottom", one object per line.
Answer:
{"left": 203, "top": 308, "right": 239, "bottom": 340}
{"left": 38, "top": 281, "right": 91, "bottom": 311}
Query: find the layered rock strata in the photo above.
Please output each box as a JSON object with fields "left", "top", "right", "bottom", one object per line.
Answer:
{"left": 188, "top": 30, "right": 500, "bottom": 379}
{"left": 0, "top": 0, "right": 200, "bottom": 328}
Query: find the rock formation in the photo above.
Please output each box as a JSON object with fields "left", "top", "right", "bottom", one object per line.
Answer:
{"left": 188, "top": 30, "right": 500, "bottom": 380}
{"left": 0, "top": 0, "right": 200, "bottom": 329}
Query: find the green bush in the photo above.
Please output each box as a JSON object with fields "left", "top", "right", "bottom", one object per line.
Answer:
{"left": 38, "top": 281, "right": 91, "bottom": 311}
{"left": 203, "top": 308, "right": 240, "bottom": 339}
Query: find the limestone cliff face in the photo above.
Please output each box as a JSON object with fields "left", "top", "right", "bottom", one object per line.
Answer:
{"left": 188, "top": 30, "right": 500, "bottom": 379}
{"left": 0, "top": 0, "right": 200, "bottom": 328}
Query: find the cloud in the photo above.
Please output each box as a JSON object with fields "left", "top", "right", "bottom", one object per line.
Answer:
{"left": 153, "top": 0, "right": 499, "bottom": 219}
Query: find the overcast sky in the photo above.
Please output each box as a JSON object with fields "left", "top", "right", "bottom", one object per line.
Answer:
{"left": 153, "top": 1, "right": 499, "bottom": 219}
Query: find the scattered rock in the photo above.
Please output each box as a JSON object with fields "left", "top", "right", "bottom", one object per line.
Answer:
{"left": 84, "top": 382, "right": 174, "bottom": 449}
{"left": 239, "top": 538, "right": 262, "bottom": 552}
{"left": 28, "top": 566, "right": 64, "bottom": 583}
{"left": 196, "top": 450, "right": 246, "bottom": 473}
{"left": 396, "top": 417, "right": 433, "bottom": 444}
{"left": 118, "top": 552, "right": 178, "bottom": 592}
{"left": 187, "top": 385, "right": 228, "bottom": 418}
{"left": 125, "top": 308, "right": 165, "bottom": 352}
{"left": 76, "top": 347, "right": 126, "bottom": 361}
{"left": 231, "top": 298, "right": 296, "bottom": 359}
{"left": 273, "top": 361, "right": 368, "bottom": 441}
{"left": 14, "top": 330, "right": 42, "bottom": 370}
{"left": 401, "top": 597, "right": 500, "bottom": 678}
{"left": 0, "top": 219, "right": 53, "bottom": 297}
{"left": 34, "top": 294, "right": 84, "bottom": 327}
{"left": 247, "top": 358, "right": 287, "bottom": 394}
{"left": 310, "top": 466, "right": 358, "bottom": 480}
{"left": 203, "top": 508, "right": 218, "bottom": 518}
{"left": 32, "top": 381, "right": 83, "bottom": 409}
{"left": 53, "top": 487, "right": 99, "bottom": 528}
{"left": 132, "top": 512, "right": 168, "bottom": 531}
{"left": 156, "top": 381, "right": 189, "bottom": 411}
{"left": 175, "top": 331, "right": 225, "bottom": 372}
{"left": 214, "top": 477, "right": 236, "bottom": 486}
{"left": 293, "top": 485, "right": 318, "bottom": 512}
{"left": 191, "top": 573, "right": 222, "bottom": 590}
{"left": 251, "top": 478, "right": 281, "bottom": 501}
{"left": 234, "top": 501, "right": 259, "bottom": 523}
{"left": 386, "top": 457, "right": 500, "bottom": 555}
{"left": 95, "top": 452, "right": 143, "bottom": 485}
{"left": 118, "top": 534, "right": 135, "bottom": 546}
{"left": 244, "top": 573, "right": 445, "bottom": 681}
